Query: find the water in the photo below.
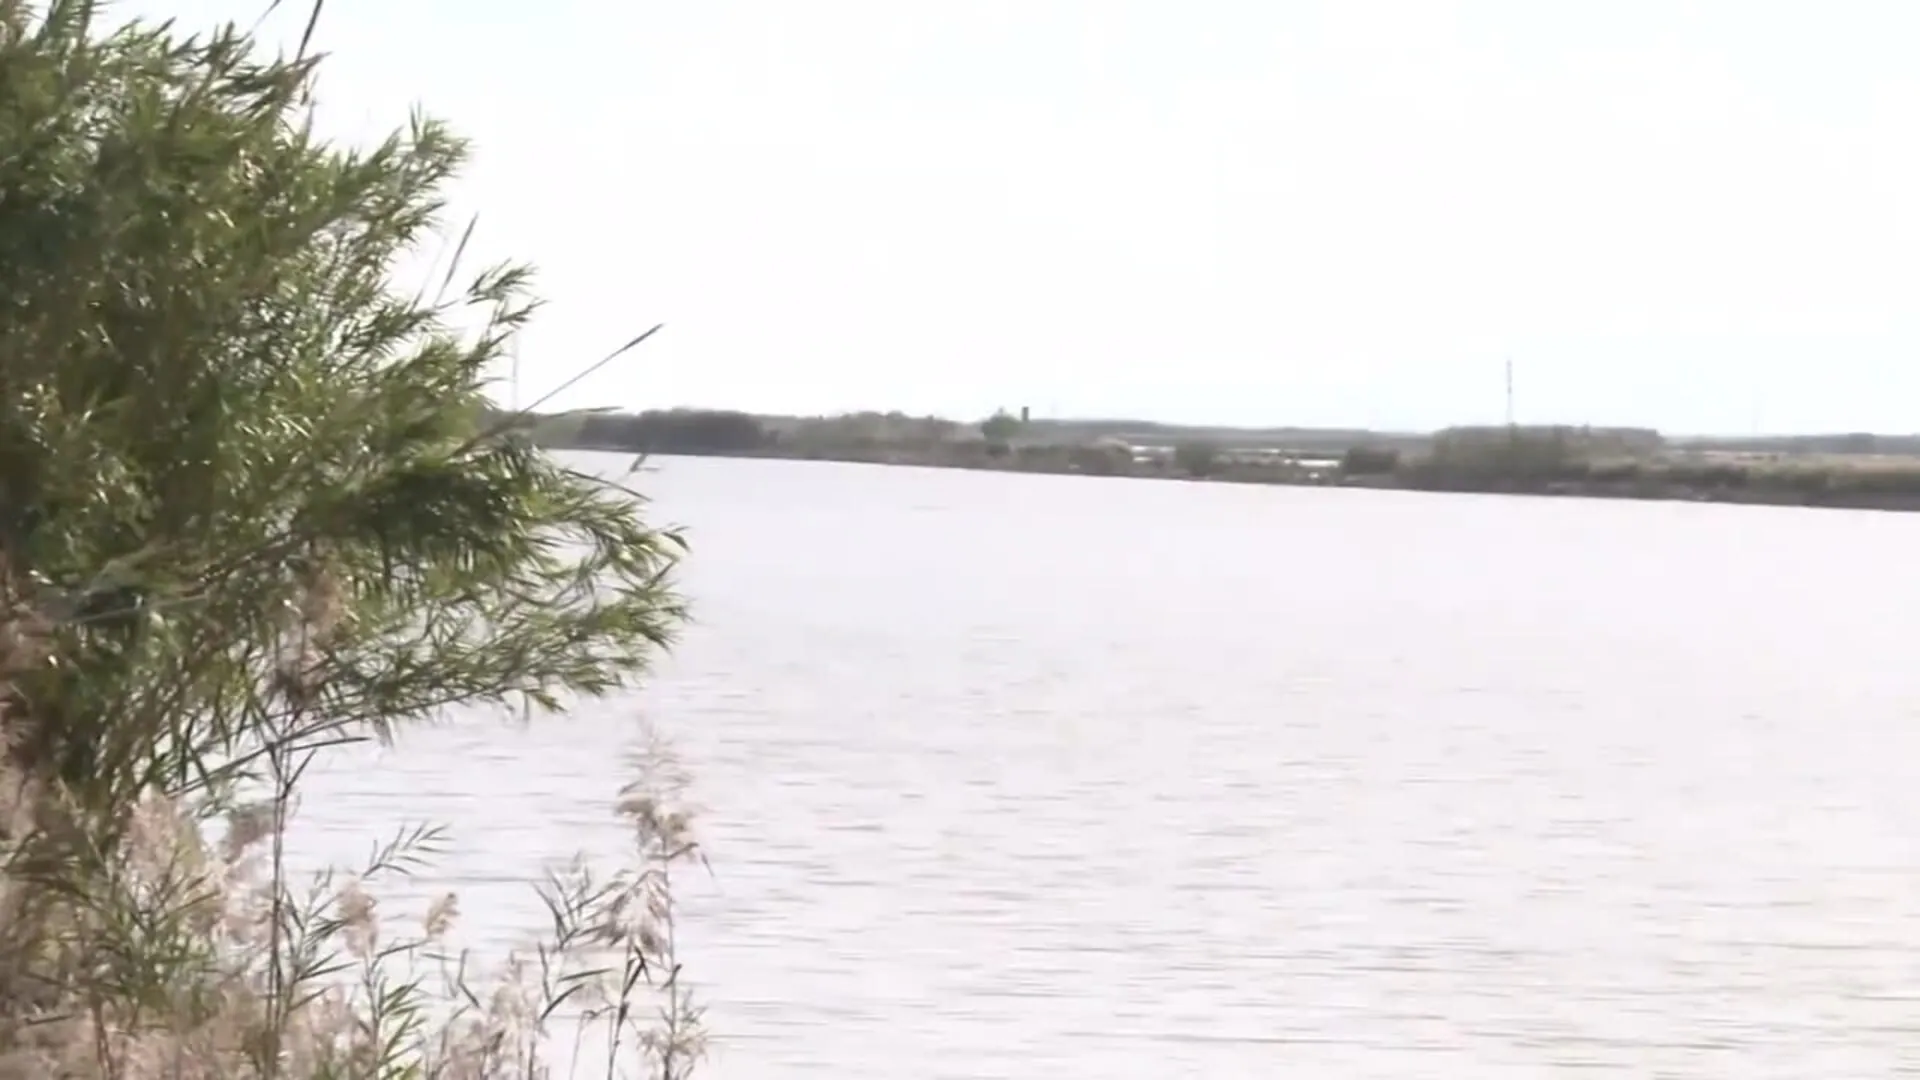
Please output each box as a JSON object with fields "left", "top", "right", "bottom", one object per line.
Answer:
{"left": 296, "top": 451, "right": 1920, "bottom": 1077}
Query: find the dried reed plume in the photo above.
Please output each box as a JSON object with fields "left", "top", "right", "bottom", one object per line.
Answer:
{"left": 0, "top": 716, "right": 708, "bottom": 1079}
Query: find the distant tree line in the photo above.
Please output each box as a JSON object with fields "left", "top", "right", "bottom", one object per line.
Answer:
{"left": 1395, "top": 426, "right": 1665, "bottom": 487}
{"left": 1683, "top": 432, "right": 1920, "bottom": 456}
{"left": 509, "top": 407, "right": 978, "bottom": 458}
{"left": 478, "top": 406, "right": 1920, "bottom": 503}
{"left": 478, "top": 407, "right": 773, "bottom": 454}
{"left": 572, "top": 409, "right": 773, "bottom": 454}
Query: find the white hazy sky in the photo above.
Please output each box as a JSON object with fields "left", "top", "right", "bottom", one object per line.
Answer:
{"left": 117, "top": 0, "right": 1920, "bottom": 432}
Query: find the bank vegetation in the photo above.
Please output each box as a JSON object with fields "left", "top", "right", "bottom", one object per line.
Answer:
{"left": 2, "top": 3, "right": 701, "bottom": 1077}
{"left": 522, "top": 406, "right": 1920, "bottom": 511}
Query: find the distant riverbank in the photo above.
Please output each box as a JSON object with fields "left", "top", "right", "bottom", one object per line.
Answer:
{"left": 512, "top": 407, "right": 1920, "bottom": 514}
{"left": 573, "top": 441, "right": 1920, "bottom": 514}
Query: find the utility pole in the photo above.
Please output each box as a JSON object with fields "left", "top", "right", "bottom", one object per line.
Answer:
{"left": 1504, "top": 357, "right": 1515, "bottom": 428}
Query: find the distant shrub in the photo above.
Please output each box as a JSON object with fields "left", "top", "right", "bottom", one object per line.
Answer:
{"left": 980, "top": 410, "right": 1023, "bottom": 443}
{"left": 1339, "top": 445, "right": 1400, "bottom": 476}
{"left": 1426, "top": 426, "right": 1590, "bottom": 483}
{"left": 1585, "top": 460, "right": 1644, "bottom": 483}
{"left": 1173, "top": 441, "right": 1221, "bottom": 478}
{"left": 1789, "top": 469, "right": 1833, "bottom": 495}
{"left": 1828, "top": 466, "right": 1920, "bottom": 496}
{"left": 1662, "top": 460, "right": 1750, "bottom": 488}
{"left": 577, "top": 408, "right": 770, "bottom": 454}
{"left": 1068, "top": 441, "right": 1134, "bottom": 476}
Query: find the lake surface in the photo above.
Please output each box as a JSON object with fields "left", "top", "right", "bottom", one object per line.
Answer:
{"left": 295, "top": 451, "right": 1920, "bottom": 1077}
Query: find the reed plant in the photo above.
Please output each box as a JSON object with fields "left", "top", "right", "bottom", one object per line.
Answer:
{"left": 0, "top": 2, "right": 702, "bottom": 1074}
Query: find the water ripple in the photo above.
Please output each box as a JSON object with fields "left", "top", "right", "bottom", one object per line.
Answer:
{"left": 292, "top": 454, "right": 1920, "bottom": 1078}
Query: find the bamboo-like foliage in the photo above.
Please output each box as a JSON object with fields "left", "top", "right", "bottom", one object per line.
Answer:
{"left": 0, "top": 3, "right": 698, "bottom": 1074}
{"left": 0, "top": 0, "right": 684, "bottom": 819}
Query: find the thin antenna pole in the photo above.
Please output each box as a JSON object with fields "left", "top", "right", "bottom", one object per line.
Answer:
{"left": 510, "top": 334, "right": 522, "bottom": 413}
{"left": 511, "top": 331, "right": 531, "bottom": 724}
{"left": 1504, "top": 357, "right": 1515, "bottom": 428}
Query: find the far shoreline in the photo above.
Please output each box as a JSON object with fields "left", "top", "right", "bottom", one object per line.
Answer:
{"left": 562, "top": 440, "right": 1920, "bottom": 516}
{"left": 503, "top": 407, "right": 1920, "bottom": 515}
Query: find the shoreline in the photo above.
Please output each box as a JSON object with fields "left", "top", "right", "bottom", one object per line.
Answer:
{"left": 562, "top": 444, "right": 1920, "bottom": 514}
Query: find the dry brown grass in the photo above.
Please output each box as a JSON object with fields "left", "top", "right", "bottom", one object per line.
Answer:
{"left": 0, "top": 724, "right": 708, "bottom": 1079}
